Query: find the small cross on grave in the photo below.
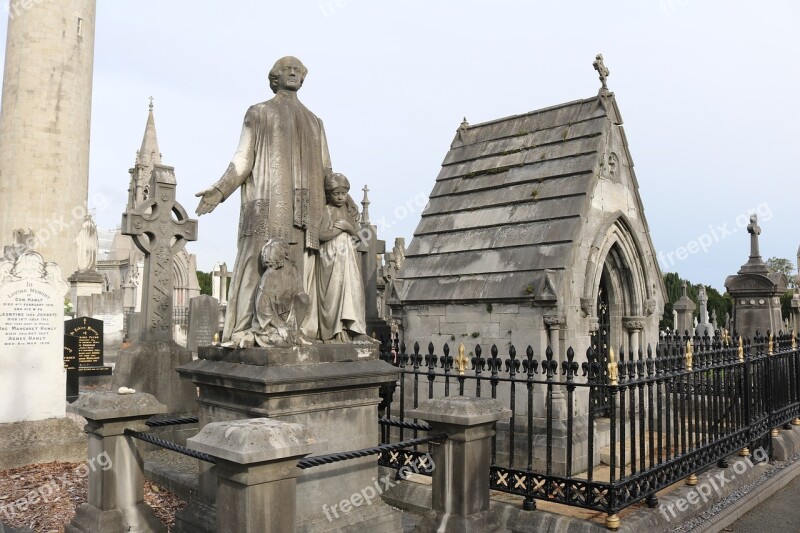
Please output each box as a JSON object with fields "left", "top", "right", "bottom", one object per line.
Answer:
{"left": 213, "top": 262, "right": 232, "bottom": 305}
{"left": 747, "top": 214, "right": 761, "bottom": 258}
{"left": 121, "top": 164, "right": 197, "bottom": 341}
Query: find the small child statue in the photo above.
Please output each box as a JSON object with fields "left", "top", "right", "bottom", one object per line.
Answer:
{"left": 238, "top": 238, "right": 310, "bottom": 348}
{"left": 317, "top": 173, "right": 375, "bottom": 343}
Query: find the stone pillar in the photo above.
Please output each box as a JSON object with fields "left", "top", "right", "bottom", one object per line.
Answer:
{"left": 66, "top": 392, "right": 167, "bottom": 533}
{"left": 69, "top": 270, "right": 104, "bottom": 316}
{"left": 672, "top": 282, "right": 696, "bottom": 336}
{"left": 544, "top": 315, "right": 565, "bottom": 402}
{"left": 187, "top": 419, "right": 323, "bottom": 533}
{"left": 409, "top": 397, "right": 510, "bottom": 532}
{"left": 622, "top": 317, "right": 644, "bottom": 357}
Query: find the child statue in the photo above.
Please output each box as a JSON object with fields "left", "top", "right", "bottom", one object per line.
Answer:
{"left": 236, "top": 238, "right": 310, "bottom": 348}
{"left": 316, "top": 173, "right": 374, "bottom": 343}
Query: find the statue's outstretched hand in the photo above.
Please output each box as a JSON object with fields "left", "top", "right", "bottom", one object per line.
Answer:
{"left": 195, "top": 187, "right": 223, "bottom": 215}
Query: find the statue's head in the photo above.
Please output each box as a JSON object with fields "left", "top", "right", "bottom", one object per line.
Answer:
{"left": 324, "top": 172, "right": 350, "bottom": 193}
{"left": 260, "top": 238, "right": 291, "bottom": 269}
{"left": 324, "top": 173, "right": 350, "bottom": 207}
{"left": 269, "top": 56, "right": 308, "bottom": 94}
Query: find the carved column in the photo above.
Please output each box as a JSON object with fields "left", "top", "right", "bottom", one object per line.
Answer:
{"left": 544, "top": 315, "right": 566, "bottom": 403}
{"left": 622, "top": 316, "right": 645, "bottom": 358}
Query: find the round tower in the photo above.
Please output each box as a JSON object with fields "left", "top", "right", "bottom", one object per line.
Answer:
{"left": 0, "top": 0, "right": 97, "bottom": 277}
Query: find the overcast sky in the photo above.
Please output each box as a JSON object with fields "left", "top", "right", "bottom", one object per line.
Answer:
{"left": 4, "top": 0, "right": 798, "bottom": 291}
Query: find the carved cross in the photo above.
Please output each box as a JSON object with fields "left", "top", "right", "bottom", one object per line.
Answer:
{"left": 361, "top": 185, "right": 371, "bottom": 225}
{"left": 747, "top": 214, "right": 761, "bottom": 258}
{"left": 593, "top": 53, "right": 610, "bottom": 90}
{"left": 213, "top": 262, "right": 232, "bottom": 305}
{"left": 121, "top": 165, "right": 197, "bottom": 341}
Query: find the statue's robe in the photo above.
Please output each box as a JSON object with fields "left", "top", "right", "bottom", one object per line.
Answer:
{"left": 213, "top": 91, "right": 331, "bottom": 342}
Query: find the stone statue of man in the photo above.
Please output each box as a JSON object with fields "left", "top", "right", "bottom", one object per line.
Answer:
{"left": 75, "top": 214, "right": 98, "bottom": 272}
{"left": 195, "top": 56, "right": 331, "bottom": 345}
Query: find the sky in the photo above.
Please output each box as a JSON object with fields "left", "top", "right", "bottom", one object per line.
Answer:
{"left": 3, "top": 0, "right": 799, "bottom": 292}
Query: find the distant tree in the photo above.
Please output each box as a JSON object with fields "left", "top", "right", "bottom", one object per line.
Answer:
{"left": 196, "top": 271, "right": 212, "bottom": 296}
{"left": 766, "top": 257, "right": 796, "bottom": 289}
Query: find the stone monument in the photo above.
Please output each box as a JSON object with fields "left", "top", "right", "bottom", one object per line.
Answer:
{"left": 113, "top": 165, "right": 198, "bottom": 414}
{"left": 724, "top": 214, "right": 787, "bottom": 339}
{"left": 68, "top": 215, "right": 105, "bottom": 315}
{"left": 178, "top": 56, "right": 400, "bottom": 533}
{"left": 695, "top": 285, "right": 712, "bottom": 337}
{"left": 187, "top": 294, "right": 219, "bottom": 353}
{"left": 0, "top": 244, "right": 85, "bottom": 468}
{"left": 672, "top": 281, "right": 696, "bottom": 336}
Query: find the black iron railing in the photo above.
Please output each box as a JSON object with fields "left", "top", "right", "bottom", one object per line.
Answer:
{"left": 377, "top": 330, "right": 799, "bottom": 517}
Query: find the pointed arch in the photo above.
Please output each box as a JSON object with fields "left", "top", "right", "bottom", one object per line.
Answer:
{"left": 582, "top": 211, "right": 654, "bottom": 319}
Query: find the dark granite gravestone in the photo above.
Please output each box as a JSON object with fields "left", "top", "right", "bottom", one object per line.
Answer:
{"left": 64, "top": 316, "right": 112, "bottom": 376}
{"left": 63, "top": 334, "right": 79, "bottom": 403}
{"left": 187, "top": 295, "right": 219, "bottom": 352}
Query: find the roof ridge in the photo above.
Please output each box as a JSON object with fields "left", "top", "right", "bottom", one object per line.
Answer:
{"left": 462, "top": 94, "right": 602, "bottom": 131}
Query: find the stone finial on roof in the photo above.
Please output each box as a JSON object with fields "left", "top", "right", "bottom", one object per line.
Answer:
{"left": 148, "top": 95, "right": 154, "bottom": 111}
{"left": 593, "top": 53, "right": 610, "bottom": 91}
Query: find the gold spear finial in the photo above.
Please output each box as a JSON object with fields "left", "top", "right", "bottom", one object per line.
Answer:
{"left": 455, "top": 343, "right": 469, "bottom": 376}
{"left": 608, "top": 346, "right": 619, "bottom": 386}
{"left": 685, "top": 339, "right": 693, "bottom": 371}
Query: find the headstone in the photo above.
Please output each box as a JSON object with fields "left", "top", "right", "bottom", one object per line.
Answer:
{"left": 113, "top": 164, "right": 199, "bottom": 413}
{"left": 187, "top": 295, "right": 219, "bottom": 352}
{"left": 63, "top": 334, "right": 79, "bottom": 402}
{"left": 64, "top": 316, "right": 112, "bottom": 376}
{"left": 127, "top": 311, "right": 142, "bottom": 340}
{"left": 0, "top": 251, "right": 68, "bottom": 422}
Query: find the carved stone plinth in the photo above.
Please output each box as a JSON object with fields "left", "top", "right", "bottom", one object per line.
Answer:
{"left": 175, "top": 344, "right": 402, "bottom": 533}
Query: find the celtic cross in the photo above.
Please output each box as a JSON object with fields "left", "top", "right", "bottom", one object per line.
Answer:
{"left": 121, "top": 165, "right": 198, "bottom": 341}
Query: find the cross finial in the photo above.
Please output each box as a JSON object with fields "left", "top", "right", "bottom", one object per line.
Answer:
{"left": 747, "top": 214, "right": 761, "bottom": 258}
{"left": 148, "top": 96, "right": 154, "bottom": 111}
{"left": 593, "top": 53, "right": 610, "bottom": 91}
{"left": 361, "top": 184, "right": 371, "bottom": 225}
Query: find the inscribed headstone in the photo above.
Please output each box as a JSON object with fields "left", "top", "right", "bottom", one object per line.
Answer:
{"left": 63, "top": 334, "right": 79, "bottom": 402}
{"left": 0, "top": 251, "right": 68, "bottom": 422}
{"left": 187, "top": 295, "right": 219, "bottom": 352}
{"left": 64, "top": 316, "right": 112, "bottom": 376}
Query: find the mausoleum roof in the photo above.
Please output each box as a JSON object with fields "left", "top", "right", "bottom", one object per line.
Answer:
{"left": 397, "top": 91, "right": 634, "bottom": 303}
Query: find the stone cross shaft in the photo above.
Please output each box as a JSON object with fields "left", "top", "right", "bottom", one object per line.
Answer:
{"left": 747, "top": 214, "right": 761, "bottom": 258}
{"left": 122, "top": 165, "right": 197, "bottom": 341}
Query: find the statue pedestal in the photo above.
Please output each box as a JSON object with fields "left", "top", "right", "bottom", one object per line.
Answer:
{"left": 113, "top": 341, "right": 197, "bottom": 414}
{"left": 68, "top": 270, "right": 104, "bottom": 316}
{"left": 175, "top": 344, "right": 402, "bottom": 533}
